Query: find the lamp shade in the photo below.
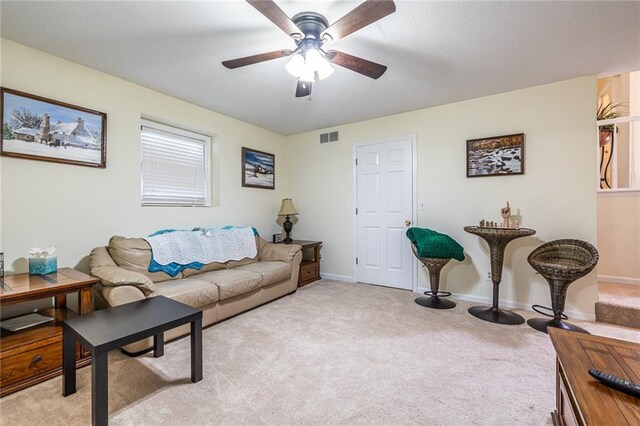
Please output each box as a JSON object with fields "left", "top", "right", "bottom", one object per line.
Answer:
{"left": 278, "top": 198, "right": 298, "bottom": 216}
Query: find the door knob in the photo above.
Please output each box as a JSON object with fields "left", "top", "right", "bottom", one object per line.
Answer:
{"left": 404, "top": 219, "right": 412, "bottom": 227}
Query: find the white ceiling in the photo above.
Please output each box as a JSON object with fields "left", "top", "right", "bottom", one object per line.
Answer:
{"left": 1, "top": 1, "right": 639, "bottom": 135}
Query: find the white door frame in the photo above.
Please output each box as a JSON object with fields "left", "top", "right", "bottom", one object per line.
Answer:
{"left": 352, "top": 134, "right": 418, "bottom": 292}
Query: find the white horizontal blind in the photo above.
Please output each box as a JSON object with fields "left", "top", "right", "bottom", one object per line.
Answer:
{"left": 141, "top": 120, "right": 211, "bottom": 206}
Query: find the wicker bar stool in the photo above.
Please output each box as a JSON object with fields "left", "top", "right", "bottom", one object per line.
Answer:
{"left": 411, "top": 244, "right": 456, "bottom": 309}
{"left": 527, "top": 239, "right": 599, "bottom": 334}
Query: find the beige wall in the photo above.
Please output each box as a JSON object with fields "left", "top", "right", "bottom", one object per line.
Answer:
{"left": 1, "top": 40, "right": 600, "bottom": 316}
{"left": 0, "top": 39, "right": 290, "bottom": 274}
{"left": 597, "top": 193, "right": 640, "bottom": 280}
{"left": 287, "top": 76, "right": 598, "bottom": 316}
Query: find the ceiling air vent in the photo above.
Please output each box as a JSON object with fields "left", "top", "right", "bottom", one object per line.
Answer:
{"left": 320, "top": 131, "right": 339, "bottom": 144}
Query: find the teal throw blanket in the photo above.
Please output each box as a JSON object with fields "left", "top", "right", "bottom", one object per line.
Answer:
{"left": 406, "top": 227, "right": 465, "bottom": 261}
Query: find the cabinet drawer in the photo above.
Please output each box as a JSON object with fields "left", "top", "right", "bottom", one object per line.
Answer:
{"left": 300, "top": 263, "right": 318, "bottom": 282}
{"left": 1, "top": 340, "right": 62, "bottom": 387}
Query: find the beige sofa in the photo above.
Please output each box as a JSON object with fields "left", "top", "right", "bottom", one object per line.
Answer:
{"left": 90, "top": 235, "right": 302, "bottom": 354}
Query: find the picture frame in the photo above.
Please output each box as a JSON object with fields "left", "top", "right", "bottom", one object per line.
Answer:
{"left": 272, "top": 233, "right": 283, "bottom": 244}
{"left": 1, "top": 87, "right": 107, "bottom": 168}
{"left": 466, "top": 133, "right": 524, "bottom": 178}
{"left": 242, "top": 146, "right": 275, "bottom": 189}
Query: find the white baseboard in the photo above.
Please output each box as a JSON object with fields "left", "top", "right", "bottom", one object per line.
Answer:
{"left": 320, "top": 273, "right": 356, "bottom": 283}
{"left": 598, "top": 275, "right": 640, "bottom": 285}
{"left": 417, "top": 287, "right": 595, "bottom": 321}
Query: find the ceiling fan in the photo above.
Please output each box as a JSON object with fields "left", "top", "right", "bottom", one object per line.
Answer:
{"left": 222, "top": 0, "right": 396, "bottom": 98}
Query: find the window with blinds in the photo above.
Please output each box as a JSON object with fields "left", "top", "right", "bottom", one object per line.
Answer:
{"left": 140, "top": 119, "right": 211, "bottom": 206}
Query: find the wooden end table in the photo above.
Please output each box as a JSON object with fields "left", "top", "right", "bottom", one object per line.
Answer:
{"left": 463, "top": 226, "right": 536, "bottom": 325}
{"left": 0, "top": 268, "right": 96, "bottom": 397}
{"left": 62, "top": 296, "right": 203, "bottom": 426}
{"left": 289, "top": 240, "right": 322, "bottom": 286}
{"left": 548, "top": 328, "right": 640, "bottom": 425}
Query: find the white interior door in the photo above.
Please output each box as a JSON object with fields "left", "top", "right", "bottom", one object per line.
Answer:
{"left": 356, "top": 137, "right": 414, "bottom": 290}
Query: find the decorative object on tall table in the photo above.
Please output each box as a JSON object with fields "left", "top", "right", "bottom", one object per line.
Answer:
{"left": 478, "top": 201, "right": 520, "bottom": 229}
{"left": 28, "top": 246, "right": 57, "bottom": 275}
{"left": 273, "top": 233, "right": 283, "bottom": 244}
{"left": 278, "top": 198, "right": 298, "bottom": 244}
{"left": 466, "top": 133, "right": 524, "bottom": 177}
{"left": 242, "top": 147, "right": 275, "bottom": 189}
{"left": 407, "top": 227, "right": 465, "bottom": 309}
{"left": 1, "top": 88, "right": 107, "bottom": 168}
{"left": 597, "top": 101, "right": 626, "bottom": 189}
{"left": 527, "top": 239, "right": 599, "bottom": 334}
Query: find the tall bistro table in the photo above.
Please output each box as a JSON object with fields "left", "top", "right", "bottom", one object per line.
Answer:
{"left": 464, "top": 226, "right": 536, "bottom": 325}
{"left": 62, "top": 296, "right": 203, "bottom": 426}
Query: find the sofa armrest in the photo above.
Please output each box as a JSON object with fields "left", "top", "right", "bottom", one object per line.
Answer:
{"left": 259, "top": 243, "right": 302, "bottom": 263}
{"left": 90, "top": 247, "right": 156, "bottom": 297}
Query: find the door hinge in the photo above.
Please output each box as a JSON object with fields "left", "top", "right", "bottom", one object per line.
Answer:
{"left": 355, "top": 208, "right": 358, "bottom": 215}
{"left": 356, "top": 257, "right": 358, "bottom": 265}
{"left": 355, "top": 158, "right": 358, "bottom": 166}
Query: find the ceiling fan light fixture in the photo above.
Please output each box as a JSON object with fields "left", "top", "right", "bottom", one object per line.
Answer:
{"left": 315, "top": 58, "right": 334, "bottom": 80}
{"left": 299, "top": 67, "right": 316, "bottom": 83}
{"left": 305, "top": 48, "right": 334, "bottom": 80}
{"left": 285, "top": 53, "right": 305, "bottom": 77}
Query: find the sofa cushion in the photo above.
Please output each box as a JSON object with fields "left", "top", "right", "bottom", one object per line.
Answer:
{"left": 108, "top": 236, "right": 178, "bottom": 283}
{"left": 236, "top": 261, "right": 291, "bottom": 287}
{"left": 197, "top": 269, "right": 262, "bottom": 301}
{"left": 154, "top": 278, "right": 219, "bottom": 307}
{"left": 182, "top": 261, "right": 226, "bottom": 278}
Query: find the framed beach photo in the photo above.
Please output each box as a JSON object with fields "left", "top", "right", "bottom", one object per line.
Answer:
{"left": 242, "top": 147, "right": 275, "bottom": 189}
{"left": 466, "top": 133, "right": 524, "bottom": 177}
{"left": 1, "top": 88, "right": 107, "bottom": 168}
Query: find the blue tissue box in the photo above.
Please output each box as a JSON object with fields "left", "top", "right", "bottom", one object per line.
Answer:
{"left": 29, "top": 256, "right": 57, "bottom": 275}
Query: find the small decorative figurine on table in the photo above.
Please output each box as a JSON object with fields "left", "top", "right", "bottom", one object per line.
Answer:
{"left": 501, "top": 202, "right": 511, "bottom": 228}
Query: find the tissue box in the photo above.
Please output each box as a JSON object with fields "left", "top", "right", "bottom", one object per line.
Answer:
{"left": 29, "top": 256, "right": 57, "bottom": 275}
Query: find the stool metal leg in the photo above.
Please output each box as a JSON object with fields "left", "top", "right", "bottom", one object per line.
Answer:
{"left": 527, "top": 278, "right": 589, "bottom": 334}
{"left": 414, "top": 257, "right": 456, "bottom": 310}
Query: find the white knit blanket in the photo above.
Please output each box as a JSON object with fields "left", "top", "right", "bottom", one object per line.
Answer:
{"left": 144, "top": 227, "right": 257, "bottom": 265}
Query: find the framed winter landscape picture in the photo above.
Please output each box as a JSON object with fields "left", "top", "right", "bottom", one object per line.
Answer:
{"left": 466, "top": 133, "right": 524, "bottom": 177}
{"left": 1, "top": 88, "right": 107, "bottom": 168}
{"left": 242, "top": 147, "right": 275, "bottom": 189}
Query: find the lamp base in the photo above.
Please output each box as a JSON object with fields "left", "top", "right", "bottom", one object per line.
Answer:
{"left": 283, "top": 215, "right": 293, "bottom": 244}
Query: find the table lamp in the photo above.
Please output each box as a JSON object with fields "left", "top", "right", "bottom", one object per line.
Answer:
{"left": 278, "top": 198, "right": 298, "bottom": 244}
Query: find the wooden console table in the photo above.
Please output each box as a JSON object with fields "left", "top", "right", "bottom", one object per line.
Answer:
{"left": 0, "top": 268, "right": 96, "bottom": 397}
{"left": 289, "top": 240, "right": 322, "bottom": 286}
{"left": 549, "top": 328, "right": 640, "bottom": 425}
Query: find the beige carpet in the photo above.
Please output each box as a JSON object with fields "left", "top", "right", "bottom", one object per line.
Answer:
{"left": 2, "top": 280, "right": 638, "bottom": 426}
{"left": 596, "top": 282, "right": 640, "bottom": 329}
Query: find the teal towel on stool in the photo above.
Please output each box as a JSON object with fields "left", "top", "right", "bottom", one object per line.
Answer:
{"left": 406, "top": 227, "right": 465, "bottom": 261}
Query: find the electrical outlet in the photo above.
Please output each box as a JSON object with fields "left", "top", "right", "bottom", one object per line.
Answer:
{"left": 487, "top": 271, "right": 492, "bottom": 281}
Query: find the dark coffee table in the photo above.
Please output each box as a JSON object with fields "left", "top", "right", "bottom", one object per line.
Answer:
{"left": 62, "top": 296, "right": 202, "bottom": 426}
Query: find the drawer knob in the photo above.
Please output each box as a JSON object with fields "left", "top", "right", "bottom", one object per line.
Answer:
{"left": 33, "top": 355, "right": 42, "bottom": 363}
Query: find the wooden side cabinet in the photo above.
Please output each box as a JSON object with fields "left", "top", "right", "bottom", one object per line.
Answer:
{"left": 0, "top": 268, "right": 96, "bottom": 397}
{"left": 290, "top": 240, "right": 322, "bottom": 287}
{"left": 548, "top": 328, "right": 640, "bottom": 425}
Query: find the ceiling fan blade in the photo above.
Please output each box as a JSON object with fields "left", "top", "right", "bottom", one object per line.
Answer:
{"left": 295, "top": 80, "right": 312, "bottom": 98}
{"left": 322, "top": 0, "right": 396, "bottom": 43}
{"left": 246, "top": 0, "right": 302, "bottom": 38}
{"left": 326, "top": 50, "right": 387, "bottom": 79}
{"left": 222, "top": 49, "right": 292, "bottom": 69}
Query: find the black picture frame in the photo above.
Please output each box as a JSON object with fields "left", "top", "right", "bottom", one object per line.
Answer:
{"left": 1, "top": 87, "right": 107, "bottom": 168}
{"left": 466, "top": 133, "right": 524, "bottom": 178}
{"left": 242, "top": 147, "right": 275, "bottom": 189}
